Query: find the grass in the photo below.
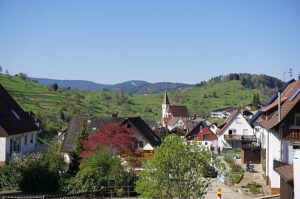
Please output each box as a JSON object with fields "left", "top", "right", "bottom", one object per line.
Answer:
{"left": 242, "top": 181, "right": 263, "bottom": 194}
{"left": 0, "top": 73, "right": 273, "bottom": 130}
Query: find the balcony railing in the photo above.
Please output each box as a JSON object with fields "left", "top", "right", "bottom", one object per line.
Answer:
{"left": 224, "top": 135, "right": 256, "bottom": 142}
{"left": 273, "top": 159, "right": 289, "bottom": 170}
{"left": 282, "top": 129, "right": 300, "bottom": 145}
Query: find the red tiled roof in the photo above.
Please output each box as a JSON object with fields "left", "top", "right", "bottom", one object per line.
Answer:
{"left": 167, "top": 105, "right": 189, "bottom": 118}
{"left": 260, "top": 80, "right": 300, "bottom": 129}
{"left": 217, "top": 109, "right": 239, "bottom": 135}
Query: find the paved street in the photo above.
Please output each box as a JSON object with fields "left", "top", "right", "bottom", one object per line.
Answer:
{"left": 205, "top": 180, "right": 253, "bottom": 199}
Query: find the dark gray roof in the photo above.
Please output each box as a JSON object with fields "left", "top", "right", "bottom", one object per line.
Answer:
{"left": 0, "top": 84, "right": 39, "bottom": 137}
{"left": 123, "top": 117, "right": 161, "bottom": 147}
{"left": 60, "top": 114, "right": 88, "bottom": 153}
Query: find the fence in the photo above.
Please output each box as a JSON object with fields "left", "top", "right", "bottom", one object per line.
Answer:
{"left": 0, "top": 186, "right": 137, "bottom": 199}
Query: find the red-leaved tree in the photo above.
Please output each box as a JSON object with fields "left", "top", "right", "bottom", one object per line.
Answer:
{"left": 80, "top": 124, "right": 137, "bottom": 158}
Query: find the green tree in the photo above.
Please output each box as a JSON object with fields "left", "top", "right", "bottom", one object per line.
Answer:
{"left": 135, "top": 135, "right": 212, "bottom": 199}
{"left": 75, "top": 121, "right": 88, "bottom": 156}
{"left": 65, "top": 148, "right": 133, "bottom": 193}
{"left": 52, "top": 83, "right": 59, "bottom": 91}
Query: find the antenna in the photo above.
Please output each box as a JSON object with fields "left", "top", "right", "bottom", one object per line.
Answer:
{"left": 283, "top": 71, "right": 286, "bottom": 82}
{"left": 288, "top": 68, "right": 293, "bottom": 80}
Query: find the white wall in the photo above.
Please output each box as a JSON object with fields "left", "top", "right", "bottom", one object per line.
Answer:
{"left": 294, "top": 150, "right": 300, "bottom": 199}
{"left": 218, "top": 113, "right": 253, "bottom": 149}
{"left": 268, "top": 130, "right": 281, "bottom": 189}
{"left": 4, "top": 131, "right": 37, "bottom": 161}
{"left": 0, "top": 137, "right": 6, "bottom": 162}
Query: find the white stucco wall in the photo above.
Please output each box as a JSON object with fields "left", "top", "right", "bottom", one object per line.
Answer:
{"left": 2, "top": 131, "right": 37, "bottom": 161}
{"left": 218, "top": 113, "right": 254, "bottom": 148}
{"left": 268, "top": 130, "right": 281, "bottom": 189}
{"left": 0, "top": 137, "right": 6, "bottom": 162}
{"left": 294, "top": 150, "right": 300, "bottom": 199}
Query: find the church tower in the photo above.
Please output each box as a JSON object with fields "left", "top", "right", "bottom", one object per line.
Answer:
{"left": 162, "top": 92, "right": 170, "bottom": 118}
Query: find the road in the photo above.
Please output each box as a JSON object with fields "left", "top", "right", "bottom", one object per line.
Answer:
{"left": 205, "top": 180, "right": 253, "bottom": 199}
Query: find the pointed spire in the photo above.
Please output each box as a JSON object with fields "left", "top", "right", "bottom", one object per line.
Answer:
{"left": 163, "top": 92, "right": 170, "bottom": 105}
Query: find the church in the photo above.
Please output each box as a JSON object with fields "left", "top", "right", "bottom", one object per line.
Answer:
{"left": 161, "top": 92, "right": 190, "bottom": 131}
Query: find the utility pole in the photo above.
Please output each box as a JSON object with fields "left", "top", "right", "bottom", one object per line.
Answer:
{"left": 288, "top": 68, "right": 293, "bottom": 80}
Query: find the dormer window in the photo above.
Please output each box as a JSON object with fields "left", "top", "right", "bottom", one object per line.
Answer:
{"left": 11, "top": 110, "right": 20, "bottom": 120}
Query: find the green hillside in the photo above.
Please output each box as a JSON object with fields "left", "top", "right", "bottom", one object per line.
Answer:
{"left": 0, "top": 73, "right": 276, "bottom": 131}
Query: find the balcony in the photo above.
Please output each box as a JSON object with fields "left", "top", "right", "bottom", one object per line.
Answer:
{"left": 282, "top": 128, "right": 300, "bottom": 145}
{"left": 224, "top": 134, "right": 256, "bottom": 142}
{"left": 273, "top": 159, "right": 289, "bottom": 170}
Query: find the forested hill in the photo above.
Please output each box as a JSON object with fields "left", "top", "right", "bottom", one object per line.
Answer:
{"left": 0, "top": 73, "right": 281, "bottom": 131}
{"left": 195, "top": 73, "right": 283, "bottom": 90}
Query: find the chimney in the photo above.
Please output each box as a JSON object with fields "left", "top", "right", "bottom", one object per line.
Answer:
{"left": 277, "top": 89, "right": 281, "bottom": 122}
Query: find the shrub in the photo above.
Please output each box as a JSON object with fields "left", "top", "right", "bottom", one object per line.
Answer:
{"left": 231, "top": 172, "right": 243, "bottom": 184}
{"left": 0, "top": 163, "right": 22, "bottom": 190}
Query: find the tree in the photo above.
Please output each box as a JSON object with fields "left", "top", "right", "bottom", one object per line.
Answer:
{"left": 52, "top": 83, "right": 59, "bottom": 91}
{"left": 0, "top": 66, "right": 2, "bottom": 72}
{"left": 81, "top": 124, "right": 137, "bottom": 158}
{"left": 75, "top": 121, "right": 88, "bottom": 156}
{"left": 135, "top": 135, "right": 212, "bottom": 199}
{"left": 65, "top": 148, "right": 134, "bottom": 193}
{"left": 17, "top": 72, "right": 27, "bottom": 80}
{"left": 252, "top": 93, "right": 261, "bottom": 109}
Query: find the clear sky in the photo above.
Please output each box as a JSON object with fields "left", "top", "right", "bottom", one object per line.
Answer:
{"left": 0, "top": 0, "right": 299, "bottom": 84}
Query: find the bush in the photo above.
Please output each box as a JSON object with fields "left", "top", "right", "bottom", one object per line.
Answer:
{"left": 231, "top": 172, "right": 243, "bottom": 184}
{"left": 245, "top": 181, "right": 262, "bottom": 194}
{"left": 0, "top": 163, "right": 22, "bottom": 190}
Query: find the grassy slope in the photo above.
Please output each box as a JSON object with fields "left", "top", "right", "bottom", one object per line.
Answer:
{"left": 0, "top": 74, "right": 271, "bottom": 126}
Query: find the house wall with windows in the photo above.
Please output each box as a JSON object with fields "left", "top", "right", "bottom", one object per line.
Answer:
{"left": 218, "top": 113, "right": 254, "bottom": 149}
{"left": 0, "top": 131, "right": 37, "bottom": 162}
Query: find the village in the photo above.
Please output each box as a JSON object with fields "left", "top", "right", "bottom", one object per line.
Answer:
{"left": 0, "top": 76, "right": 299, "bottom": 199}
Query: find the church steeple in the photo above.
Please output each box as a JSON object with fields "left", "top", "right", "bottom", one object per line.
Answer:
{"left": 163, "top": 92, "right": 170, "bottom": 105}
{"left": 162, "top": 92, "right": 170, "bottom": 119}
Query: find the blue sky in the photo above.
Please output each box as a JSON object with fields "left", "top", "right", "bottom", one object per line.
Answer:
{"left": 0, "top": 0, "right": 299, "bottom": 84}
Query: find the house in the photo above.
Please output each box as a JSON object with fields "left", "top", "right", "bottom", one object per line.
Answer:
{"left": 211, "top": 107, "right": 236, "bottom": 119}
{"left": 185, "top": 120, "right": 218, "bottom": 148}
{"left": 250, "top": 79, "right": 300, "bottom": 197}
{"left": 0, "top": 85, "right": 39, "bottom": 163}
{"left": 61, "top": 115, "right": 161, "bottom": 163}
{"left": 217, "top": 109, "right": 255, "bottom": 150}
{"left": 161, "top": 92, "right": 189, "bottom": 130}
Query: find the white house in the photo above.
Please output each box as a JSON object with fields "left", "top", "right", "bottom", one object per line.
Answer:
{"left": 211, "top": 107, "right": 235, "bottom": 119}
{"left": 61, "top": 115, "right": 161, "bottom": 163}
{"left": 0, "top": 85, "right": 39, "bottom": 163}
{"left": 250, "top": 79, "right": 300, "bottom": 197}
{"left": 217, "top": 109, "right": 254, "bottom": 150}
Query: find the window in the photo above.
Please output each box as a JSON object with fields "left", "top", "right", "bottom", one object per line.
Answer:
{"left": 30, "top": 134, "right": 34, "bottom": 144}
{"left": 199, "top": 125, "right": 203, "bottom": 132}
{"left": 24, "top": 135, "right": 28, "bottom": 145}
{"left": 295, "top": 113, "right": 300, "bottom": 126}
{"left": 138, "top": 141, "right": 144, "bottom": 148}
{"left": 11, "top": 110, "right": 20, "bottom": 120}
{"left": 228, "top": 129, "right": 236, "bottom": 135}
{"left": 243, "top": 129, "right": 248, "bottom": 135}
{"left": 203, "top": 134, "right": 209, "bottom": 141}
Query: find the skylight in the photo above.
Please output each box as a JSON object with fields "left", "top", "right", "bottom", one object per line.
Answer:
{"left": 290, "top": 88, "right": 300, "bottom": 101}
{"left": 11, "top": 110, "right": 21, "bottom": 120}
